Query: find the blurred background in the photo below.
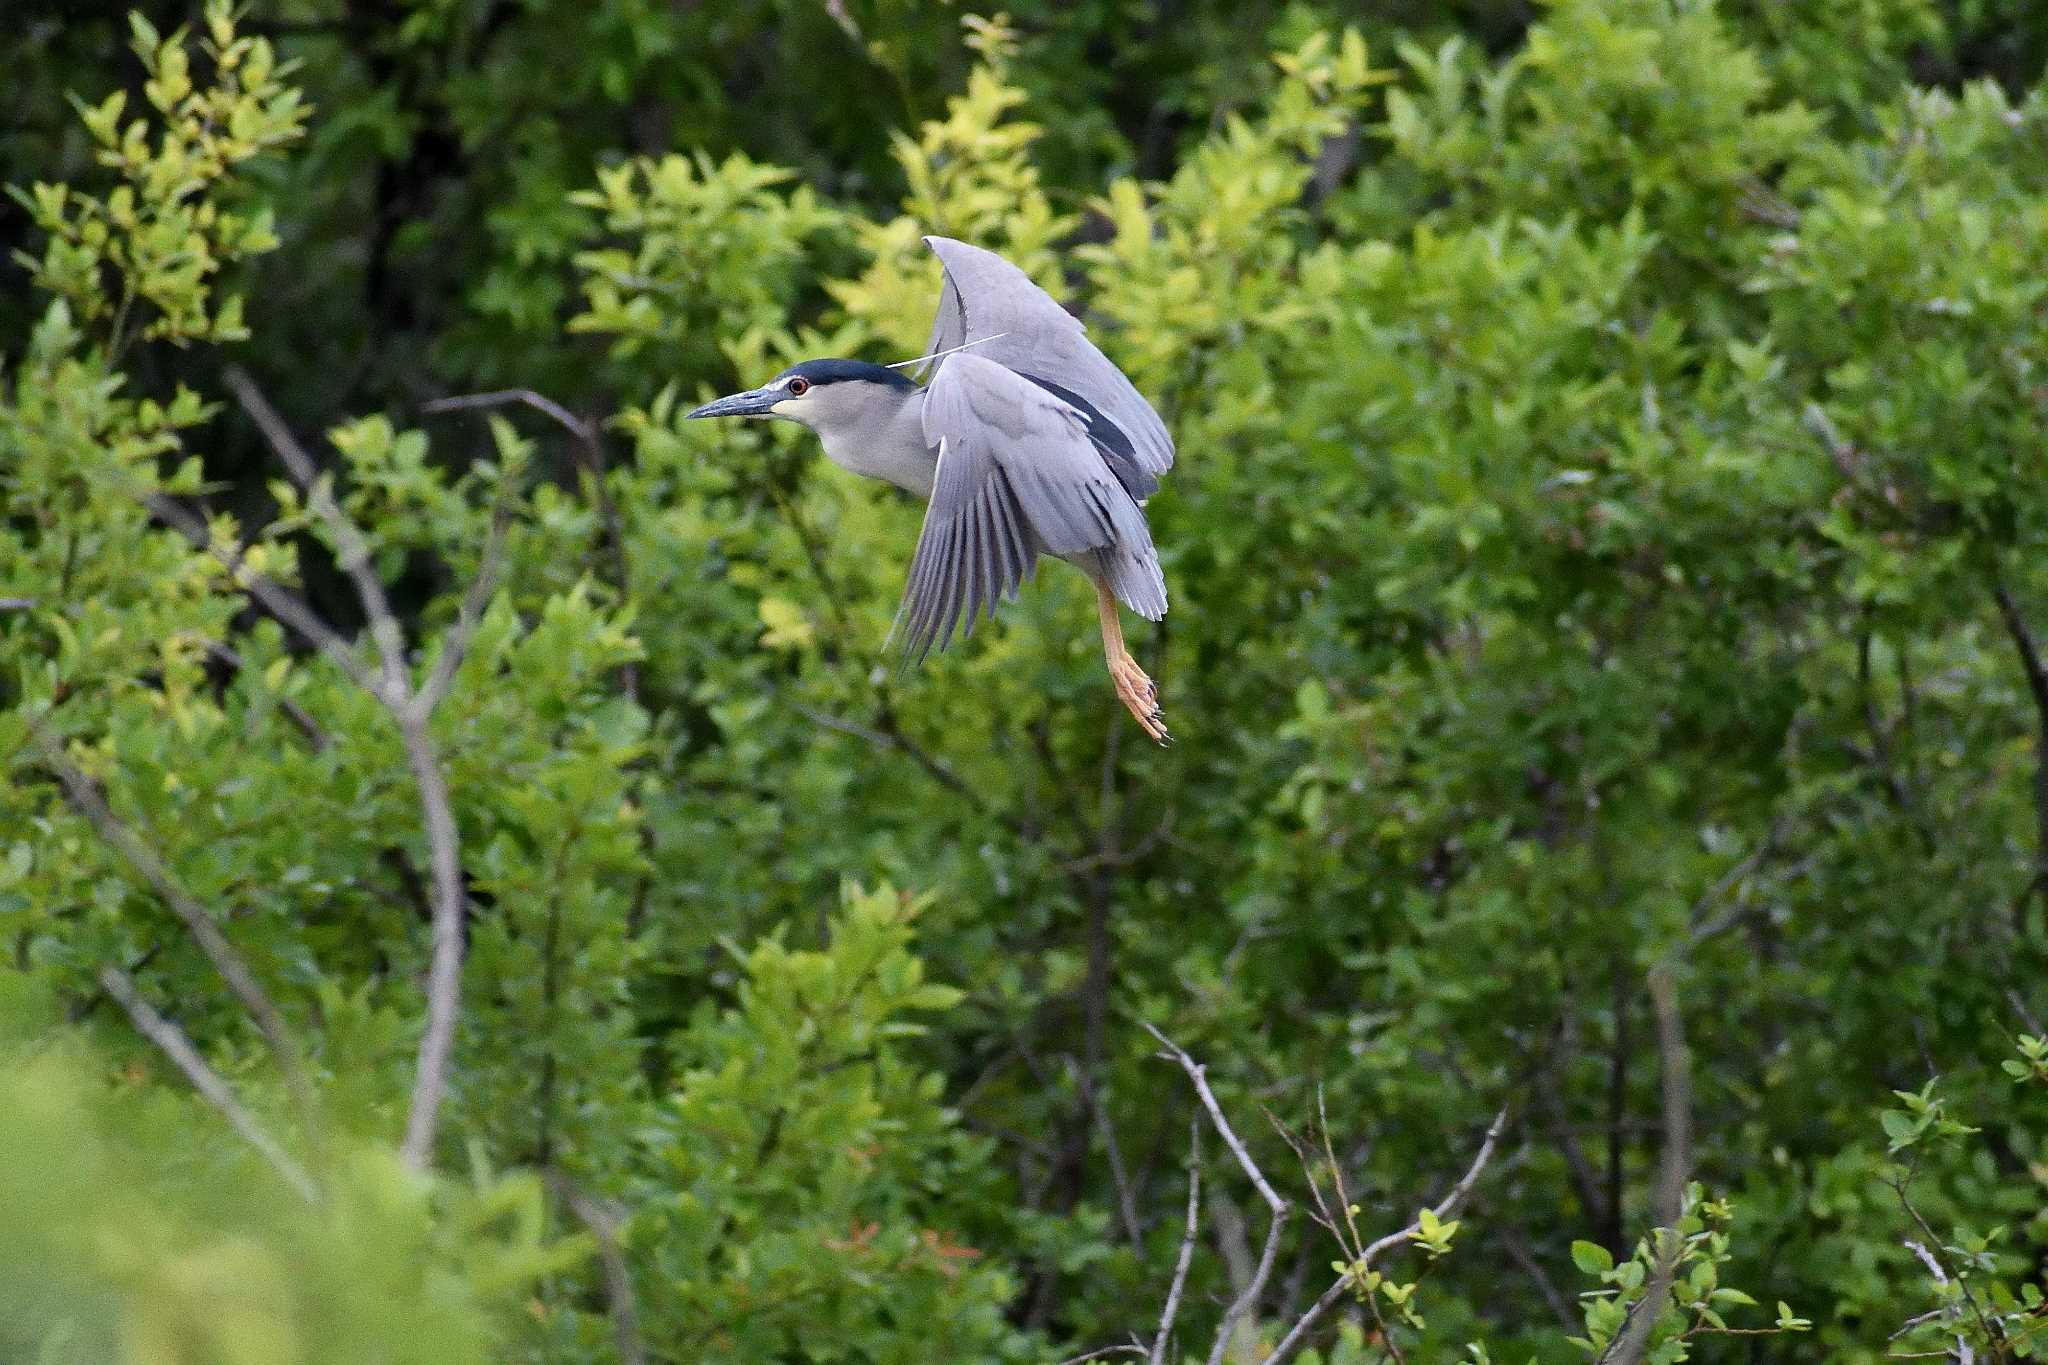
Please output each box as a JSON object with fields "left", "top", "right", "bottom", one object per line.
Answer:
{"left": 4, "top": 1, "right": 2048, "bottom": 1361}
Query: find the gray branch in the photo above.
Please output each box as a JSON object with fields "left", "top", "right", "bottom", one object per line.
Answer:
{"left": 1600, "top": 967, "right": 1691, "bottom": 1365}
{"left": 1141, "top": 1023, "right": 1292, "bottom": 1365}
{"left": 1150, "top": 1119, "right": 1201, "bottom": 1365}
{"left": 1266, "top": 1107, "right": 1508, "bottom": 1365}
{"left": 98, "top": 965, "right": 318, "bottom": 1201}
{"left": 222, "top": 367, "right": 490, "bottom": 1173}
{"left": 35, "top": 726, "right": 315, "bottom": 1132}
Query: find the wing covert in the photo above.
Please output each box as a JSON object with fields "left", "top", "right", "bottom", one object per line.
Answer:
{"left": 921, "top": 236, "right": 1176, "bottom": 492}
{"left": 897, "top": 353, "right": 1166, "bottom": 660}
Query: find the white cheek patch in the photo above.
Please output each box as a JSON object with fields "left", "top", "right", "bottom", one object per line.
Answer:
{"left": 770, "top": 387, "right": 817, "bottom": 418}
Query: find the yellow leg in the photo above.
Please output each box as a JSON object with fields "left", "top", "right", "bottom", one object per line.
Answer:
{"left": 1096, "top": 578, "right": 1170, "bottom": 745}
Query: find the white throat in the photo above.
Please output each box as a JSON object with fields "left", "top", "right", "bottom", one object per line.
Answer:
{"left": 784, "top": 383, "right": 936, "bottom": 500}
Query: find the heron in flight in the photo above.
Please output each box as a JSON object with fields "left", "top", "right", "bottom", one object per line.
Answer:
{"left": 687, "top": 236, "right": 1175, "bottom": 744}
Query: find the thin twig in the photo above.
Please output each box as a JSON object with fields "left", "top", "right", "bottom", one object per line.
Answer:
{"left": 788, "top": 697, "right": 1000, "bottom": 820}
{"left": 1686, "top": 813, "right": 1796, "bottom": 946}
{"left": 1151, "top": 1119, "right": 1202, "bottom": 1365}
{"left": 550, "top": 1173, "right": 646, "bottom": 1365}
{"left": 1993, "top": 577, "right": 2048, "bottom": 920}
{"left": 1495, "top": 1219, "right": 1579, "bottom": 1331}
{"left": 1265, "top": 1108, "right": 1507, "bottom": 1365}
{"left": 34, "top": 726, "right": 315, "bottom": 1132}
{"left": 1095, "top": 1083, "right": 1146, "bottom": 1250}
{"left": 420, "top": 388, "right": 595, "bottom": 443}
{"left": 1141, "top": 1023, "right": 1294, "bottom": 1365}
{"left": 1142, "top": 1023, "right": 1287, "bottom": 1213}
{"left": 144, "top": 492, "right": 376, "bottom": 691}
{"left": 1357, "top": 1106, "right": 1509, "bottom": 1264}
{"left": 225, "top": 366, "right": 407, "bottom": 701}
{"left": 410, "top": 482, "right": 512, "bottom": 719}
{"left": 421, "top": 387, "right": 636, "bottom": 698}
{"left": 98, "top": 965, "right": 318, "bottom": 1201}
{"left": 1054, "top": 1346, "right": 1147, "bottom": 1365}
{"left": 1902, "top": 1241, "right": 1975, "bottom": 1364}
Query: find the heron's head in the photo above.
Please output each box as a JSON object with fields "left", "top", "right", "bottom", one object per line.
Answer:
{"left": 684, "top": 359, "right": 917, "bottom": 431}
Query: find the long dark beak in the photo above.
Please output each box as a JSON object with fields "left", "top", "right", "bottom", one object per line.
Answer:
{"left": 685, "top": 387, "right": 780, "bottom": 420}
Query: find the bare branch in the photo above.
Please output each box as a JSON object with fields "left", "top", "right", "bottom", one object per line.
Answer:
{"left": 1494, "top": 1220, "right": 1578, "bottom": 1331}
{"left": 1358, "top": 1106, "right": 1510, "bottom": 1264}
{"left": 34, "top": 727, "right": 315, "bottom": 1131}
{"left": 1902, "top": 1242, "right": 1975, "bottom": 1364}
{"left": 1054, "top": 1346, "right": 1146, "bottom": 1365}
{"left": 145, "top": 492, "right": 376, "bottom": 691}
{"left": 1141, "top": 1023, "right": 1297, "bottom": 1365}
{"left": 98, "top": 965, "right": 319, "bottom": 1201}
{"left": 410, "top": 484, "right": 512, "bottom": 721}
{"left": 2008, "top": 989, "right": 2046, "bottom": 1039}
{"left": 1802, "top": 402, "right": 1860, "bottom": 482}
{"left": 1150, "top": 1119, "right": 1201, "bottom": 1365}
{"left": 787, "top": 697, "right": 1003, "bottom": 822}
{"left": 1266, "top": 1107, "right": 1507, "bottom": 1365}
{"left": 213, "top": 374, "right": 480, "bottom": 1168}
{"left": 420, "top": 388, "right": 595, "bottom": 444}
{"left": 1992, "top": 577, "right": 2048, "bottom": 919}
{"left": 549, "top": 1173, "right": 645, "bottom": 1365}
{"left": 397, "top": 715, "right": 466, "bottom": 1170}
{"left": 216, "top": 370, "right": 484, "bottom": 1172}
{"left": 1094, "top": 1082, "right": 1145, "bottom": 1250}
{"left": 1685, "top": 812, "right": 1795, "bottom": 946}
{"left": 422, "top": 387, "right": 636, "bottom": 698}
{"left": 1142, "top": 1023, "right": 1287, "bottom": 1215}
{"left": 224, "top": 366, "right": 408, "bottom": 700}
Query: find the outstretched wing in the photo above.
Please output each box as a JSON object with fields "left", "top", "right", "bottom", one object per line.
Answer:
{"left": 898, "top": 352, "right": 1166, "bottom": 660}
{"left": 923, "top": 235, "right": 1175, "bottom": 501}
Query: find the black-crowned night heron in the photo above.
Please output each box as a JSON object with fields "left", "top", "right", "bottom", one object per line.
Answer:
{"left": 687, "top": 235, "right": 1175, "bottom": 744}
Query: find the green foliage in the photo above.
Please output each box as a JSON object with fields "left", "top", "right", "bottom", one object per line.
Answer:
{"left": 1568, "top": 1186, "right": 1802, "bottom": 1361}
{"left": 8, "top": 2, "right": 305, "bottom": 355}
{"left": 635, "top": 884, "right": 1026, "bottom": 1361}
{"left": 0, "top": 978, "right": 577, "bottom": 1365}
{"left": 5, "top": 1, "right": 2048, "bottom": 1361}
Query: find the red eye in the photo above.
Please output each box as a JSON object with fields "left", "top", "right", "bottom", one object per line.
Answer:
{"left": 788, "top": 377, "right": 810, "bottom": 396}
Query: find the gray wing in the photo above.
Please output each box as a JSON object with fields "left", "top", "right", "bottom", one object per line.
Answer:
{"left": 923, "top": 235, "right": 1175, "bottom": 501}
{"left": 898, "top": 352, "right": 1166, "bottom": 660}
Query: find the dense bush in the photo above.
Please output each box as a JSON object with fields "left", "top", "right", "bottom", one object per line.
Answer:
{"left": 4, "top": 2, "right": 2046, "bottom": 1361}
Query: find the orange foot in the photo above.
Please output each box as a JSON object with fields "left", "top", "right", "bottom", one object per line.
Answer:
{"left": 1109, "top": 651, "right": 1171, "bottom": 746}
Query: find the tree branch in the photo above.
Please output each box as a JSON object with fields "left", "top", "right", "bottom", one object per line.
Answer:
{"left": 1992, "top": 577, "right": 2048, "bottom": 916}
{"left": 98, "top": 965, "right": 319, "bottom": 1201}
{"left": 144, "top": 492, "right": 376, "bottom": 692}
{"left": 221, "top": 367, "right": 484, "bottom": 1172}
{"left": 1600, "top": 967, "right": 1691, "bottom": 1365}
{"left": 1150, "top": 1119, "right": 1201, "bottom": 1365}
{"left": 410, "top": 480, "right": 512, "bottom": 720}
{"left": 421, "top": 388, "right": 636, "bottom": 698}
{"left": 34, "top": 726, "right": 315, "bottom": 1133}
{"left": 226, "top": 366, "right": 408, "bottom": 700}
{"left": 1141, "top": 1023, "right": 1293, "bottom": 1365}
{"left": 420, "top": 388, "right": 595, "bottom": 443}
{"left": 1266, "top": 1107, "right": 1507, "bottom": 1365}
{"left": 549, "top": 1172, "right": 646, "bottom": 1365}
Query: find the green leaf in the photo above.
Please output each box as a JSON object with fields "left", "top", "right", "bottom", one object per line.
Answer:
{"left": 1571, "top": 1240, "right": 1615, "bottom": 1275}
